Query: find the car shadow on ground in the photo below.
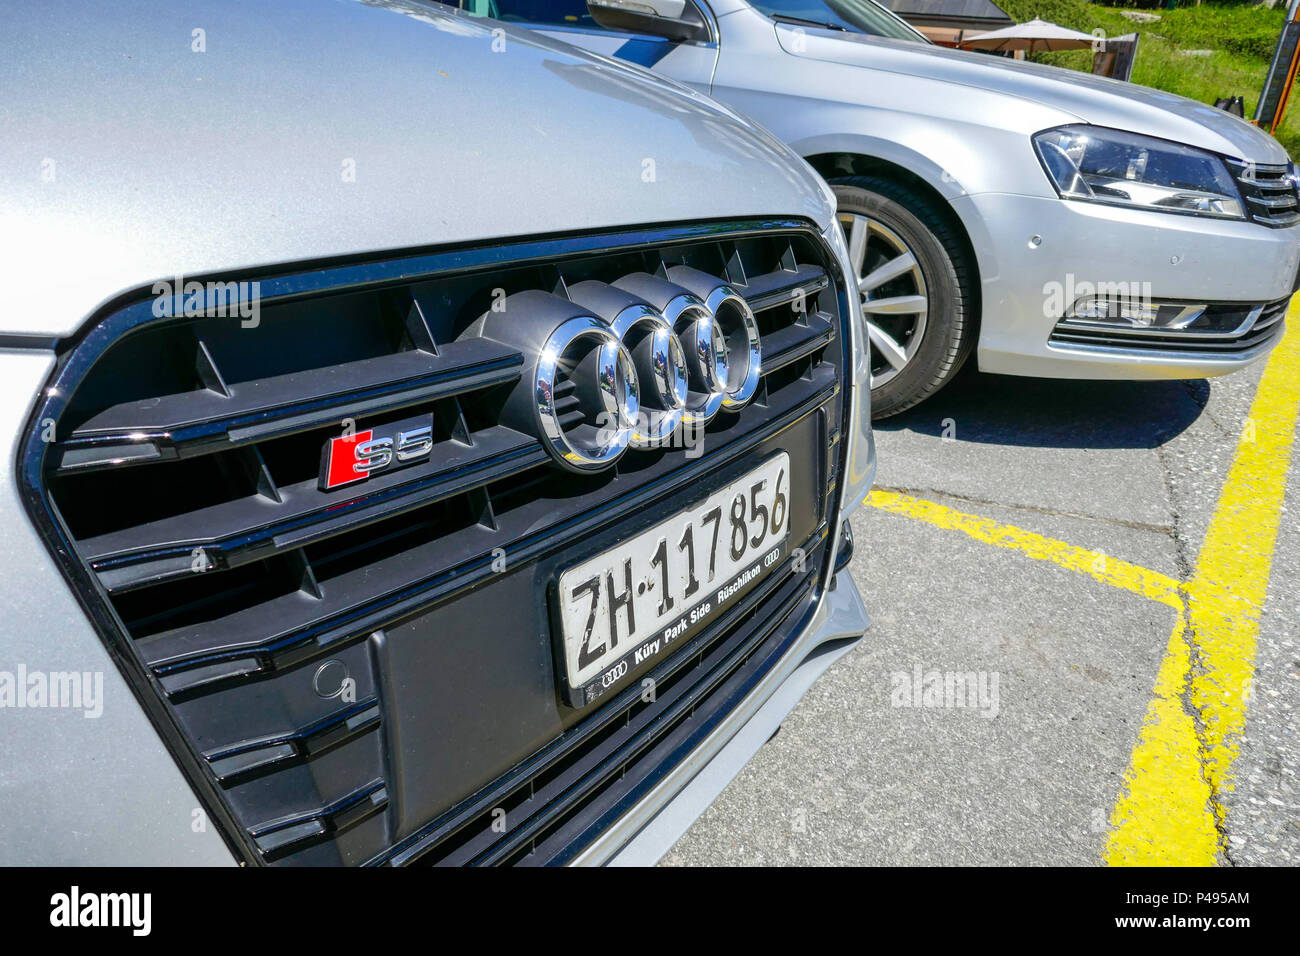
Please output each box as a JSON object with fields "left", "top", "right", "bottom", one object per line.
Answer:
{"left": 874, "top": 363, "right": 1211, "bottom": 450}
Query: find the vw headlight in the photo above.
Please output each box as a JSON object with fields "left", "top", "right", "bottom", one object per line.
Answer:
{"left": 1033, "top": 125, "right": 1244, "bottom": 220}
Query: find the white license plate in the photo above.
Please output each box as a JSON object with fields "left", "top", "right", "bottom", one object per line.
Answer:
{"left": 557, "top": 453, "right": 792, "bottom": 703}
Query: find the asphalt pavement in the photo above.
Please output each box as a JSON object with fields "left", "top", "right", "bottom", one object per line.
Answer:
{"left": 662, "top": 324, "right": 1300, "bottom": 866}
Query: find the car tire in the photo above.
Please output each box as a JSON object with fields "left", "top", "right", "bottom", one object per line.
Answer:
{"left": 829, "top": 176, "right": 976, "bottom": 419}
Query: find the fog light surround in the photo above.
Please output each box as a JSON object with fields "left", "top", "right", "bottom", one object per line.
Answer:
{"left": 1059, "top": 296, "right": 1267, "bottom": 340}
{"left": 1065, "top": 296, "right": 1208, "bottom": 331}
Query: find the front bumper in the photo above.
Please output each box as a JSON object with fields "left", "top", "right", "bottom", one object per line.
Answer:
{"left": 573, "top": 565, "right": 869, "bottom": 866}
{"left": 955, "top": 192, "right": 1300, "bottom": 380}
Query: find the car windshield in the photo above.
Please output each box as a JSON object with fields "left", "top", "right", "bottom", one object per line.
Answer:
{"left": 444, "top": 0, "right": 928, "bottom": 40}
{"left": 751, "top": 0, "right": 928, "bottom": 42}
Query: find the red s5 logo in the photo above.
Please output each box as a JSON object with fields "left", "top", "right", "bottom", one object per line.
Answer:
{"left": 319, "top": 413, "right": 434, "bottom": 491}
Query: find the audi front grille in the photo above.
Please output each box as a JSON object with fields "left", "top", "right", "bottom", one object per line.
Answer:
{"left": 22, "top": 218, "right": 851, "bottom": 865}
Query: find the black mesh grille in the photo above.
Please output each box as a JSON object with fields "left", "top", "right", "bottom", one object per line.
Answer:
{"left": 22, "top": 219, "right": 851, "bottom": 865}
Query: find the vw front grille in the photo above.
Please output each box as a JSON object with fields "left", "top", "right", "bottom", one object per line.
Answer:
{"left": 1227, "top": 158, "right": 1300, "bottom": 227}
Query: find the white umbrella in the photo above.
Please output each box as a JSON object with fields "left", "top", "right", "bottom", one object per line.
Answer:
{"left": 959, "top": 18, "right": 1098, "bottom": 53}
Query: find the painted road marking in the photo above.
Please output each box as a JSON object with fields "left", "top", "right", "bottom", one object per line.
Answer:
{"left": 866, "top": 489, "right": 1181, "bottom": 608}
{"left": 864, "top": 489, "right": 1209, "bottom": 859}
{"left": 1108, "top": 309, "right": 1300, "bottom": 865}
{"left": 864, "top": 301, "right": 1300, "bottom": 866}
{"left": 1104, "top": 602, "right": 1220, "bottom": 866}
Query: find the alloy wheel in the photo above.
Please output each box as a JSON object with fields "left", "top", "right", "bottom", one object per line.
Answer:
{"left": 839, "top": 213, "right": 929, "bottom": 387}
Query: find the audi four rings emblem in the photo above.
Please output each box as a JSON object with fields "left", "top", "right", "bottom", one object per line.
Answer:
{"left": 318, "top": 271, "right": 761, "bottom": 488}
{"left": 535, "top": 271, "right": 762, "bottom": 472}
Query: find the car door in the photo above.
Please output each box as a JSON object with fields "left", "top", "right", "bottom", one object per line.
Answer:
{"left": 441, "top": 0, "right": 720, "bottom": 95}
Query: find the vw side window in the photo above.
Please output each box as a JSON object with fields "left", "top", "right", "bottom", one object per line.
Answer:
{"left": 438, "top": 0, "right": 614, "bottom": 31}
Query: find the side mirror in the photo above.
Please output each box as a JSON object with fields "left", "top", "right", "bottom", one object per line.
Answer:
{"left": 586, "top": 0, "right": 710, "bottom": 43}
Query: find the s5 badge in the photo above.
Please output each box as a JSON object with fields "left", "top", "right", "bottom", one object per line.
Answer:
{"left": 319, "top": 412, "right": 434, "bottom": 491}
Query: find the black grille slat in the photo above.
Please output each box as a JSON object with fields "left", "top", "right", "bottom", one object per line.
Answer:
{"left": 1250, "top": 208, "right": 1300, "bottom": 226}
{"left": 28, "top": 219, "right": 851, "bottom": 866}
{"left": 206, "top": 699, "right": 381, "bottom": 783}
{"left": 56, "top": 339, "right": 524, "bottom": 474}
{"left": 83, "top": 424, "right": 544, "bottom": 592}
{"left": 251, "top": 780, "right": 388, "bottom": 861}
{"left": 758, "top": 312, "right": 835, "bottom": 374}
{"left": 1250, "top": 180, "right": 1297, "bottom": 192}
{"left": 1247, "top": 193, "right": 1297, "bottom": 210}
{"left": 740, "top": 263, "right": 829, "bottom": 312}
{"left": 1252, "top": 211, "right": 1300, "bottom": 227}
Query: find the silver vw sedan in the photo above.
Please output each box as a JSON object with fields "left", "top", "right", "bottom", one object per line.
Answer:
{"left": 451, "top": 0, "right": 1300, "bottom": 417}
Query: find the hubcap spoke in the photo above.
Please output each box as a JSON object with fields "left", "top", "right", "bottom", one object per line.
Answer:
{"left": 861, "top": 294, "right": 927, "bottom": 315}
{"left": 867, "top": 322, "right": 909, "bottom": 370}
{"left": 847, "top": 215, "right": 870, "bottom": 275}
{"left": 859, "top": 251, "right": 917, "bottom": 293}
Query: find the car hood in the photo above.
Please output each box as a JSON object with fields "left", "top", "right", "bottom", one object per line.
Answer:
{"left": 776, "top": 28, "right": 1289, "bottom": 165}
{"left": 0, "top": 0, "right": 831, "bottom": 339}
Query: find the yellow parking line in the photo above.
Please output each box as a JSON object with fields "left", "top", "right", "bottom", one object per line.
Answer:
{"left": 865, "top": 489, "right": 1182, "bottom": 608}
{"left": 1189, "top": 316, "right": 1300, "bottom": 804}
{"left": 864, "top": 490, "right": 1217, "bottom": 861}
{"left": 865, "top": 300, "right": 1300, "bottom": 865}
{"left": 1104, "top": 601, "right": 1221, "bottom": 865}
{"left": 1107, "top": 307, "right": 1300, "bottom": 865}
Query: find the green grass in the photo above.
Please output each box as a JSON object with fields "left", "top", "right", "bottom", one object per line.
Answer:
{"left": 992, "top": 1, "right": 1300, "bottom": 159}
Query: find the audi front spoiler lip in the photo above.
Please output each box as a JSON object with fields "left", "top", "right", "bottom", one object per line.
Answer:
{"left": 570, "top": 566, "right": 870, "bottom": 866}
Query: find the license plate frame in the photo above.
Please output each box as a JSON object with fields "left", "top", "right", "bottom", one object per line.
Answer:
{"left": 552, "top": 452, "right": 793, "bottom": 708}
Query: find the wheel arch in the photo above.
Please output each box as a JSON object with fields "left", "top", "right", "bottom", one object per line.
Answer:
{"left": 803, "top": 150, "right": 985, "bottom": 355}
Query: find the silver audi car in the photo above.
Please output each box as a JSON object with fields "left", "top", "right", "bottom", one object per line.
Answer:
{"left": 446, "top": 0, "right": 1300, "bottom": 417}
{"left": 0, "top": 0, "right": 872, "bottom": 864}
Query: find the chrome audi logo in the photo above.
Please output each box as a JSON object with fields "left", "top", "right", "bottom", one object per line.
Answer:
{"left": 528, "top": 269, "right": 761, "bottom": 472}
{"left": 317, "top": 271, "right": 763, "bottom": 491}
{"left": 459, "top": 269, "right": 761, "bottom": 474}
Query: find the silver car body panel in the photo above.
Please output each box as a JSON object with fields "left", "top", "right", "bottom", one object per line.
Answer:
{"left": 1, "top": 0, "right": 872, "bottom": 864}
{"left": 0, "top": 351, "right": 236, "bottom": 865}
{"left": 0, "top": 0, "right": 833, "bottom": 340}
{"left": 532, "top": 3, "right": 1300, "bottom": 380}
{"left": 770, "top": 23, "right": 1289, "bottom": 165}
{"left": 957, "top": 191, "right": 1300, "bottom": 378}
